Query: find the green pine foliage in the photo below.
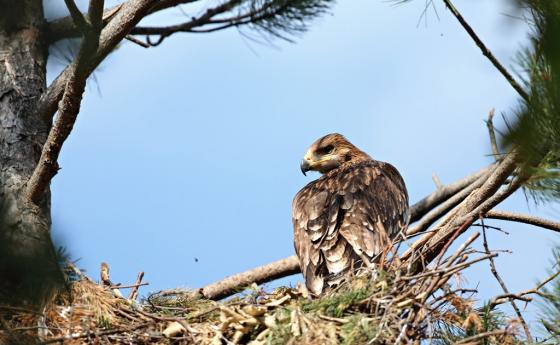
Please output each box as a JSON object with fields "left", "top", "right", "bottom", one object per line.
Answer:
{"left": 502, "top": 1, "right": 560, "bottom": 203}
{"left": 539, "top": 247, "right": 560, "bottom": 343}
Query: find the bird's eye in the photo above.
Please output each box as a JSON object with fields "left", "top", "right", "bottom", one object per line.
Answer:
{"left": 322, "top": 145, "right": 335, "bottom": 155}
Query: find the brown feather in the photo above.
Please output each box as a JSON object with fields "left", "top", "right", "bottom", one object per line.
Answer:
{"left": 293, "top": 134, "right": 409, "bottom": 296}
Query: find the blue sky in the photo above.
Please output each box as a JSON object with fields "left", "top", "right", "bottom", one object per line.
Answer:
{"left": 45, "top": 0, "right": 558, "bottom": 329}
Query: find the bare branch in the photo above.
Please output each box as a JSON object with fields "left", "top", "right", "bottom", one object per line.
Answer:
{"left": 125, "top": 34, "right": 151, "bottom": 48}
{"left": 481, "top": 220, "right": 532, "bottom": 341}
{"left": 489, "top": 270, "right": 560, "bottom": 309}
{"left": 485, "top": 210, "right": 560, "bottom": 233}
{"left": 486, "top": 108, "right": 501, "bottom": 160}
{"left": 404, "top": 151, "right": 519, "bottom": 266}
{"left": 442, "top": 0, "right": 530, "bottom": 102}
{"left": 193, "top": 256, "right": 300, "bottom": 300}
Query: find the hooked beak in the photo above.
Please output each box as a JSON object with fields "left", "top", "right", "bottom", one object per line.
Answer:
{"left": 300, "top": 159, "right": 311, "bottom": 176}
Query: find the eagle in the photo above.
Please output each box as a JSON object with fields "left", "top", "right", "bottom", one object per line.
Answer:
{"left": 292, "top": 133, "right": 409, "bottom": 296}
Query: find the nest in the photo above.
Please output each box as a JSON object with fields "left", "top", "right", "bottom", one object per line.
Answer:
{"left": 0, "top": 239, "right": 522, "bottom": 345}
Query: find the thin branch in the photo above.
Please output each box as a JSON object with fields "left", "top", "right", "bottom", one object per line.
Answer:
{"left": 128, "top": 272, "right": 145, "bottom": 300}
{"left": 193, "top": 256, "right": 300, "bottom": 300}
{"left": 110, "top": 282, "right": 149, "bottom": 290}
{"left": 490, "top": 270, "right": 560, "bottom": 310}
{"left": 64, "top": 0, "right": 89, "bottom": 32}
{"left": 481, "top": 220, "right": 532, "bottom": 342}
{"left": 442, "top": 0, "right": 530, "bottom": 102}
{"left": 486, "top": 108, "right": 501, "bottom": 160}
{"left": 431, "top": 173, "right": 443, "bottom": 190}
{"left": 485, "top": 210, "right": 560, "bottom": 233}
{"left": 130, "top": 0, "right": 244, "bottom": 46}
{"left": 26, "top": 0, "right": 106, "bottom": 203}
{"left": 125, "top": 34, "right": 150, "bottom": 48}
{"left": 452, "top": 329, "right": 509, "bottom": 345}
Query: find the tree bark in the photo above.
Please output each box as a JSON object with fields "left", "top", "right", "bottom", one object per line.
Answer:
{"left": 0, "top": 0, "right": 61, "bottom": 306}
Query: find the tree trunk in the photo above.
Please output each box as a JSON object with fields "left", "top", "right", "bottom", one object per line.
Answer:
{"left": 0, "top": 0, "right": 61, "bottom": 306}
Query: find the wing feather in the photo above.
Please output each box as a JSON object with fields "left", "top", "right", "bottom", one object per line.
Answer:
{"left": 293, "top": 160, "right": 408, "bottom": 295}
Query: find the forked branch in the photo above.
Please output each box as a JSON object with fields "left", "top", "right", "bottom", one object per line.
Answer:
{"left": 26, "top": 0, "right": 106, "bottom": 203}
{"left": 27, "top": 0, "right": 156, "bottom": 203}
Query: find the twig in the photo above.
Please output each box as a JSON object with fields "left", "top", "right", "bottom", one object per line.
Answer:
{"left": 64, "top": 0, "right": 89, "bottom": 32}
{"left": 485, "top": 210, "right": 560, "bottom": 233}
{"left": 128, "top": 272, "right": 145, "bottom": 300}
{"left": 431, "top": 173, "right": 443, "bottom": 189}
{"left": 490, "top": 270, "right": 560, "bottom": 307}
{"left": 418, "top": 151, "right": 519, "bottom": 266}
{"left": 407, "top": 171, "right": 489, "bottom": 236}
{"left": 110, "top": 282, "right": 149, "bottom": 290}
{"left": 452, "top": 329, "right": 509, "bottom": 345}
{"left": 445, "top": 231, "right": 480, "bottom": 268}
{"left": 400, "top": 253, "right": 496, "bottom": 281}
{"left": 130, "top": 0, "right": 244, "bottom": 46}
{"left": 125, "top": 34, "right": 150, "bottom": 48}
{"left": 486, "top": 108, "right": 501, "bottom": 160}
{"left": 441, "top": 0, "right": 529, "bottom": 101}
{"left": 481, "top": 219, "right": 532, "bottom": 342}
{"left": 47, "top": 1, "right": 199, "bottom": 43}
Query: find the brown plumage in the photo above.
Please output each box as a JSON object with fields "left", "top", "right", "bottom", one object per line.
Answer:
{"left": 292, "top": 133, "right": 409, "bottom": 296}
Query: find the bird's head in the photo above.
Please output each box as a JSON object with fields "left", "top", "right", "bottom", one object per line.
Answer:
{"left": 300, "top": 133, "right": 371, "bottom": 175}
